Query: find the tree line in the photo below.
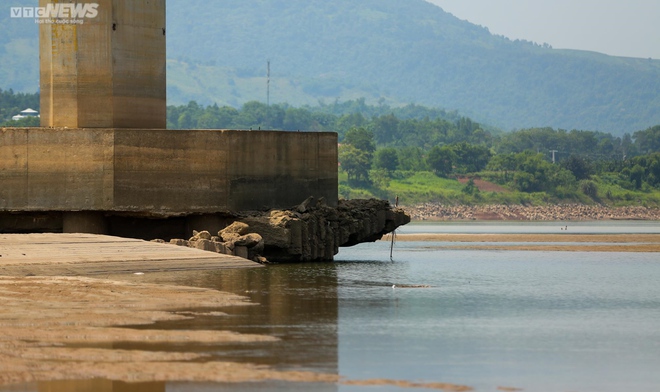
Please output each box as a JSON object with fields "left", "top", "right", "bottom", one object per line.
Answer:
{"left": 339, "top": 124, "right": 660, "bottom": 203}
{"left": 2, "top": 89, "right": 658, "bottom": 201}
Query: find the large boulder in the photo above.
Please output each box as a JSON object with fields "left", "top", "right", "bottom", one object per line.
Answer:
{"left": 219, "top": 221, "right": 250, "bottom": 236}
{"left": 234, "top": 233, "right": 263, "bottom": 248}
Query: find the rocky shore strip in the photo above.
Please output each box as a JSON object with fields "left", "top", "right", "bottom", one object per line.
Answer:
{"left": 160, "top": 198, "right": 410, "bottom": 263}
{"left": 403, "top": 204, "right": 660, "bottom": 221}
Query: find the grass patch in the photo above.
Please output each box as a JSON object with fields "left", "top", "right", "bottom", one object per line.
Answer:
{"left": 593, "top": 174, "right": 660, "bottom": 207}
{"left": 338, "top": 170, "right": 660, "bottom": 207}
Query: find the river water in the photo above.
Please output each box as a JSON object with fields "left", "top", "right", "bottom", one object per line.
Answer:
{"left": 9, "top": 222, "right": 660, "bottom": 392}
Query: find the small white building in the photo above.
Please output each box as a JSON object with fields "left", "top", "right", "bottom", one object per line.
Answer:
{"left": 12, "top": 108, "right": 40, "bottom": 121}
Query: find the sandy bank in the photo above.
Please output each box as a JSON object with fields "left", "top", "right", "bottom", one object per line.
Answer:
{"left": 388, "top": 233, "right": 660, "bottom": 252}
{"left": 0, "top": 275, "right": 473, "bottom": 390}
{"left": 0, "top": 276, "right": 300, "bottom": 385}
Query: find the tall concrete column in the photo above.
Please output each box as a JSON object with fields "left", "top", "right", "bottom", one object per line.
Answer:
{"left": 39, "top": 0, "right": 166, "bottom": 128}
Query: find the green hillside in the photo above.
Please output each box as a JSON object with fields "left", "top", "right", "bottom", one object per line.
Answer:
{"left": 2, "top": 0, "right": 659, "bottom": 135}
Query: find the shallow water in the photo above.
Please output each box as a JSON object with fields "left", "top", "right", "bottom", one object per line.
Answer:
{"left": 336, "top": 243, "right": 660, "bottom": 392}
{"left": 8, "top": 222, "right": 660, "bottom": 392}
{"left": 399, "top": 220, "right": 660, "bottom": 234}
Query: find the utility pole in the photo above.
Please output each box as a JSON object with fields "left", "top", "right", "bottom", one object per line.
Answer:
{"left": 550, "top": 150, "right": 558, "bottom": 164}
{"left": 266, "top": 60, "right": 270, "bottom": 106}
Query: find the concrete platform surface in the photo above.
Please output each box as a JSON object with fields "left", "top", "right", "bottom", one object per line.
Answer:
{"left": 0, "top": 233, "right": 260, "bottom": 276}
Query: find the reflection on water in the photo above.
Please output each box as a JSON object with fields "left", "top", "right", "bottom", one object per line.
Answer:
{"left": 167, "top": 263, "right": 340, "bottom": 373}
{"left": 28, "top": 264, "right": 340, "bottom": 392}
{"left": 37, "top": 380, "right": 163, "bottom": 392}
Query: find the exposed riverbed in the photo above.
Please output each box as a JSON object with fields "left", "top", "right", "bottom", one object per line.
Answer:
{"left": 1, "top": 222, "right": 659, "bottom": 391}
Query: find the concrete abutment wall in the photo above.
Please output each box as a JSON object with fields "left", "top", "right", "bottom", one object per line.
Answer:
{"left": 0, "top": 128, "right": 338, "bottom": 234}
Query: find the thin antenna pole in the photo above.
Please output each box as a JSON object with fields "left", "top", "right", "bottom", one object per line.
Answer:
{"left": 390, "top": 195, "right": 399, "bottom": 261}
{"left": 267, "top": 60, "right": 270, "bottom": 106}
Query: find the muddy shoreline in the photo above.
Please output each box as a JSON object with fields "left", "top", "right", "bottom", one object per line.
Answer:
{"left": 387, "top": 233, "right": 660, "bottom": 252}
{"left": 0, "top": 273, "right": 471, "bottom": 391}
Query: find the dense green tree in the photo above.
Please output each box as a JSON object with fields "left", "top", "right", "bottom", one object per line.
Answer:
{"left": 372, "top": 114, "right": 400, "bottom": 145}
{"left": 449, "top": 142, "right": 492, "bottom": 173}
{"left": 215, "top": 106, "right": 241, "bottom": 128}
{"left": 397, "top": 146, "right": 427, "bottom": 171}
{"left": 426, "top": 145, "right": 456, "bottom": 177}
{"left": 633, "top": 126, "right": 660, "bottom": 155}
{"left": 630, "top": 165, "right": 645, "bottom": 190}
{"left": 177, "top": 110, "right": 196, "bottom": 129}
{"left": 339, "top": 144, "right": 371, "bottom": 183}
{"left": 343, "top": 127, "right": 376, "bottom": 153}
{"left": 234, "top": 101, "right": 285, "bottom": 129}
{"left": 627, "top": 153, "right": 660, "bottom": 188}
{"left": 336, "top": 113, "right": 368, "bottom": 139}
{"left": 649, "top": 155, "right": 660, "bottom": 187}
{"left": 513, "top": 171, "right": 537, "bottom": 192}
{"left": 496, "top": 151, "right": 576, "bottom": 193}
{"left": 164, "top": 99, "right": 492, "bottom": 143}
{"left": 195, "top": 104, "right": 241, "bottom": 129}
{"left": 561, "top": 155, "right": 593, "bottom": 180}
{"left": 486, "top": 153, "right": 518, "bottom": 181}
{"left": 311, "top": 112, "right": 337, "bottom": 129}
{"left": 283, "top": 107, "right": 315, "bottom": 131}
{"left": 373, "top": 148, "right": 399, "bottom": 172}
{"left": 339, "top": 127, "right": 376, "bottom": 184}
{"left": 197, "top": 104, "right": 226, "bottom": 129}
{"left": 621, "top": 133, "right": 638, "bottom": 158}
{"left": 494, "top": 127, "right": 629, "bottom": 161}
{"left": 452, "top": 117, "right": 480, "bottom": 142}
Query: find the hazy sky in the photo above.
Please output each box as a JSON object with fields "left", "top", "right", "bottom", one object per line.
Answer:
{"left": 426, "top": 0, "right": 660, "bottom": 59}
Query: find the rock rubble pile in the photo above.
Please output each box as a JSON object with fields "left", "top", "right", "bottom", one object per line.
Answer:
{"left": 159, "top": 198, "right": 410, "bottom": 263}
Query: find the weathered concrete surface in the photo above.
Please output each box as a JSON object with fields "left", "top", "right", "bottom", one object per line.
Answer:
{"left": 0, "top": 233, "right": 259, "bottom": 276}
{"left": 240, "top": 198, "right": 410, "bottom": 262}
{"left": 173, "top": 198, "right": 410, "bottom": 263}
{"left": 0, "top": 128, "right": 338, "bottom": 219}
{"left": 0, "top": 128, "right": 114, "bottom": 210}
{"left": 40, "top": 0, "right": 166, "bottom": 128}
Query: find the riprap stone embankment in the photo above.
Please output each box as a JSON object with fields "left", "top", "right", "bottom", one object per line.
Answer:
{"left": 405, "top": 204, "right": 660, "bottom": 221}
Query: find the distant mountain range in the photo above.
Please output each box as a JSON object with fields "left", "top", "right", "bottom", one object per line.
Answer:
{"left": 1, "top": 0, "right": 659, "bottom": 135}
